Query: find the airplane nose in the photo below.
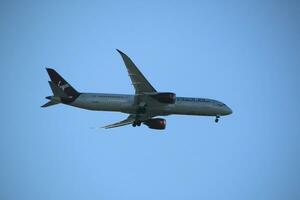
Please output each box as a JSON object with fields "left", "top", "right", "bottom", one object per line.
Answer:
{"left": 226, "top": 106, "right": 233, "bottom": 115}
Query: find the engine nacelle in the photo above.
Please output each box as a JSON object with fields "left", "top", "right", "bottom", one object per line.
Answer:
{"left": 153, "top": 92, "right": 176, "bottom": 104}
{"left": 144, "top": 118, "right": 166, "bottom": 130}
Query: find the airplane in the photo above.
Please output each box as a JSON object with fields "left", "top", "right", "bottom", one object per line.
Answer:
{"left": 42, "top": 49, "right": 232, "bottom": 130}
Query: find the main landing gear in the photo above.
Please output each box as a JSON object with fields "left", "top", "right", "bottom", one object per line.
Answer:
{"left": 215, "top": 116, "right": 220, "bottom": 123}
{"left": 132, "top": 121, "right": 142, "bottom": 127}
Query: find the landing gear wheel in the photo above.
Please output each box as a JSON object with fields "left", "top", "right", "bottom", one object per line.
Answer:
{"left": 132, "top": 121, "right": 141, "bottom": 127}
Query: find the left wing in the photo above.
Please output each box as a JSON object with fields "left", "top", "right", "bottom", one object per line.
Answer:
{"left": 117, "top": 49, "right": 157, "bottom": 94}
{"left": 102, "top": 115, "right": 136, "bottom": 129}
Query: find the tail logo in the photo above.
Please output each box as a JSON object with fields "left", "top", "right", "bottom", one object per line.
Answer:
{"left": 58, "top": 81, "right": 70, "bottom": 91}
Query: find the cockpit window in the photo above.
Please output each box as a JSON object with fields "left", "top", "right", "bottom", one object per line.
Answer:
{"left": 211, "top": 100, "right": 225, "bottom": 107}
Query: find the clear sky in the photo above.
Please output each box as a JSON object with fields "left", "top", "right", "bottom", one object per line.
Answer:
{"left": 1, "top": 1, "right": 299, "bottom": 199}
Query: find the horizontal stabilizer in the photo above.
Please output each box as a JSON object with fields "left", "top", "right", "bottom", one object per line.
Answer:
{"left": 41, "top": 100, "right": 59, "bottom": 108}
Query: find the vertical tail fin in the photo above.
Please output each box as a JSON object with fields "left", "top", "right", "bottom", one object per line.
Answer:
{"left": 41, "top": 68, "right": 80, "bottom": 108}
{"left": 46, "top": 68, "right": 80, "bottom": 98}
{"left": 48, "top": 81, "right": 69, "bottom": 98}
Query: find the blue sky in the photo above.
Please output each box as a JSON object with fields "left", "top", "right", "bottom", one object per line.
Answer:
{"left": 1, "top": 1, "right": 299, "bottom": 199}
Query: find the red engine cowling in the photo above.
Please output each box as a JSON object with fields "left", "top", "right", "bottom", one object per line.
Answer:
{"left": 153, "top": 92, "right": 176, "bottom": 104}
{"left": 144, "top": 118, "right": 166, "bottom": 130}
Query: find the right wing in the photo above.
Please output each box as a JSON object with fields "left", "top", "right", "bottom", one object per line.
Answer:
{"left": 117, "top": 49, "right": 157, "bottom": 95}
{"left": 102, "top": 115, "right": 136, "bottom": 129}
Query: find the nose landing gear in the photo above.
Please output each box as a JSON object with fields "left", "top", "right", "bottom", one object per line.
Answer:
{"left": 215, "top": 116, "right": 220, "bottom": 123}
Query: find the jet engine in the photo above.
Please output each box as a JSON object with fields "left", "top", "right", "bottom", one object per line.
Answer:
{"left": 153, "top": 92, "right": 176, "bottom": 104}
{"left": 144, "top": 118, "right": 166, "bottom": 130}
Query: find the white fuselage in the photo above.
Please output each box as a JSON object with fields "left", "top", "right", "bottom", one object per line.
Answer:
{"left": 69, "top": 93, "right": 232, "bottom": 117}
